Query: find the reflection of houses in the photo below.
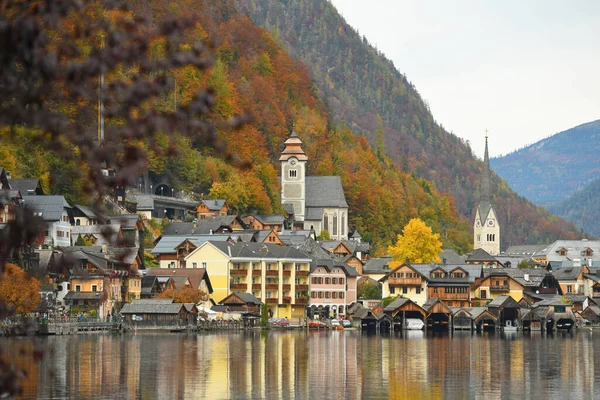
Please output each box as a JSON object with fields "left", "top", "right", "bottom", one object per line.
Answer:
{"left": 121, "top": 298, "right": 197, "bottom": 330}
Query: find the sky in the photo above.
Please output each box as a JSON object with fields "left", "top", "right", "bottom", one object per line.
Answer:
{"left": 330, "top": 0, "right": 600, "bottom": 158}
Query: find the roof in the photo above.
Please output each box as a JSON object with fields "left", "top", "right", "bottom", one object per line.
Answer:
{"left": 467, "top": 248, "right": 498, "bottom": 263}
{"left": 147, "top": 268, "right": 213, "bottom": 293}
{"left": 121, "top": 299, "right": 188, "bottom": 314}
{"left": 310, "top": 258, "right": 360, "bottom": 277}
{"left": 64, "top": 292, "right": 103, "bottom": 301}
{"left": 305, "top": 176, "right": 348, "bottom": 209}
{"left": 487, "top": 295, "right": 520, "bottom": 308}
{"left": 163, "top": 216, "right": 243, "bottom": 235}
{"left": 383, "top": 297, "right": 411, "bottom": 312}
{"left": 201, "top": 242, "right": 312, "bottom": 262}
{"left": 22, "top": 195, "right": 71, "bottom": 221}
{"left": 503, "top": 244, "right": 548, "bottom": 257}
{"left": 552, "top": 266, "right": 585, "bottom": 281}
{"left": 108, "top": 214, "right": 142, "bottom": 230}
{"left": 220, "top": 292, "right": 262, "bottom": 305}
{"left": 440, "top": 249, "right": 466, "bottom": 264}
{"left": 127, "top": 194, "right": 154, "bottom": 211}
{"left": 72, "top": 204, "right": 103, "bottom": 219}
{"left": 9, "top": 179, "right": 43, "bottom": 195}
{"left": 72, "top": 225, "right": 121, "bottom": 245}
{"left": 151, "top": 235, "right": 230, "bottom": 254}
{"left": 534, "top": 240, "right": 600, "bottom": 263}
{"left": 200, "top": 199, "right": 227, "bottom": 211}
{"left": 411, "top": 263, "right": 484, "bottom": 284}
{"left": 363, "top": 255, "right": 393, "bottom": 274}
{"left": 246, "top": 214, "right": 284, "bottom": 225}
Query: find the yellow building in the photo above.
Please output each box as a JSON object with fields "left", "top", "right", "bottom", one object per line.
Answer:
{"left": 379, "top": 263, "right": 428, "bottom": 306}
{"left": 185, "top": 242, "right": 312, "bottom": 318}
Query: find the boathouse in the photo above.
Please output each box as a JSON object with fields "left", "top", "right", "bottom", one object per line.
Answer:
{"left": 120, "top": 299, "right": 197, "bottom": 330}
{"left": 422, "top": 298, "right": 452, "bottom": 331}
{"left": 383, "top": 298, "right": 427, "bottom": 331}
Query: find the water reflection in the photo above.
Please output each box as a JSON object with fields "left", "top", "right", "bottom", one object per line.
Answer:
{"left": 3, "top": 330, "right": 600, "bottom": 399}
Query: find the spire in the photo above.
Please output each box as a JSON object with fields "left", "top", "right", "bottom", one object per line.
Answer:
{"left": 480, "top": 133, "right": 491, "bottom": 202}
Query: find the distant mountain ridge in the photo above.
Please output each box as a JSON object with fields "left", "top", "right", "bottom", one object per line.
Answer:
{"left": 491, "top": 120, "right": 600, "bottom": 205}
{"left": 548, "top": 177, "right": 600, "bottom": 238}
{"left": 234, "top": 0, "right": 585, "bottom": 247}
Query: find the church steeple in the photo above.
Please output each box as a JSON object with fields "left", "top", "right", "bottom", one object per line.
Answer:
{"left": 480, "top": 134, "right": 491, "bottom": 203}
{"left": 280, "top": 129, "right": 307, "bottom": 222}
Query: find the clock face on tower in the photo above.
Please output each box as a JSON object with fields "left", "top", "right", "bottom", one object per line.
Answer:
{"left": 488, "top": 220, "right": 494, "bottom": 227}
{"left": 290, "top": 159, "right": 297, "bottom": 166}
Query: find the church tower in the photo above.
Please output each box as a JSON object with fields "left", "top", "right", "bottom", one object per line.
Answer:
{"left": 473, "top": 135, "right": 500, "bottom": 255}
{"left": 279, "top": 130, "right": 308, "bottom": 222}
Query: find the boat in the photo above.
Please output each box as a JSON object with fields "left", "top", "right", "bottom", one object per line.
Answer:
{"left": 405, "top": 318, "right": 425, "bottom": 330}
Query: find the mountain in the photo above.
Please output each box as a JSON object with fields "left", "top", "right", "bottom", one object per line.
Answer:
{"left": 234, "top": 0, "right": 584, "bottom": 247}
{"left": 548, "top": 177, "right": 600, "bottom": 237}
{"left": 491, "top": 120, "right": 600, "bottom": 206}
{"left": 0, "top": 0, "right": 472, "bottom": 254}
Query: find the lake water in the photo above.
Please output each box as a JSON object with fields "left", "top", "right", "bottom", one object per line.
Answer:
{"left": 3, "top": 330, "right": 600, "bottom": 399}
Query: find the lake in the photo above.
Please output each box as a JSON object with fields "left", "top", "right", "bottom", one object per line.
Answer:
{"left": 3, "top": 330, "right": 600, "bottom": 399}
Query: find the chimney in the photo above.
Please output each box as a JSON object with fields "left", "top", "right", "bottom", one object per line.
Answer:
{"left": 524, "top": 273, "right": 529, "bottom": 282}
{"left": 442, "top": 258, "right": 447, "bottom": 265}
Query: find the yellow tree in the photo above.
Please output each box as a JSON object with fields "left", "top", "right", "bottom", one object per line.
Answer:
{"left": 0, "top": 264, "right": 41, "bottom": 314}
{"left": 388, "top": 218, "right": 442, "bottom": 264}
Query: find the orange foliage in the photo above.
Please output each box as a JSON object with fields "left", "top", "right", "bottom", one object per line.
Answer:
{"left": 0, "top": 264, "right": 41, "bottom": 314}
{"left": 156, "top": 287, "right": 203, "bottom": 304}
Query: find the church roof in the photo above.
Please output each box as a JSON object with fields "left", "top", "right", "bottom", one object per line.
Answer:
{"left": 476, "top": 136, "right": 497, "bottom": 224}
{"left": 279, "top": 131, "right": 308, "bottom": 161}
{"left": 305, "top": 176, "right": 348, "bottom": 209}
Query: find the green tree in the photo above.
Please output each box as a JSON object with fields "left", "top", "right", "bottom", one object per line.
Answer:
{"left": 382, "top": 295, "right": 399, "bottom": 308}
{"left": 317, "top": 230, "right": 331, "bottom": 241}
{"left": 260, "top": 304, "right": 270, "bottom": 329}
{"left": 357, "top": 281, "right": 382, "bottom": 299}
{"left": 388, "top": 218, "right": 442, "bottom": 264}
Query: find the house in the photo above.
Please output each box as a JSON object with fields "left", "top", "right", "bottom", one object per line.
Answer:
{"left": 422, "top": 298, "right": 452, "bottom": 330}
{"left": 362, "top": 255, "right": 394, "bottom": 281}
{"left": 151, "top": 234, "right": 231, "bottom": 268}
{"left": 581, "top": 305, "right": 600, "bottom": 324}
{"left": 162, "top": 216, "right": 247, "bottom": 236}
{"left": 531, "top": 239, "right": 600, "bottom": 267}
{"left": 583, "top": 269, "right": 600, "bottom": 301}
{"left": 466, "top": 248, "right": 502, "bottom": 268}
{"left": 147, "top": 268, "right": 214, "bottom": 308}
{"left": 487, "top": 295, "right": 521, "bottom": 330}
{"left": 412, "top": 264, "right": 484, "bottom": 307}
{"left": 383, "top": 297, "right": 427, "bottom": 330}
{"left": 319, "top": 239, "right": 369, "bottom": 271}
{"left": 125, "top": 193, "right": 154, "bottom": 220}
{"left": 71, "top": 224, "right": 123, "bottom": 246}
{"left": 471, "top": 268, "right": 562, "bottom": 305}
{"left": 242, "top": 214, "right": 284, "bottom": 232}
{"left": 531, "top": 298, "right": 576, "bottom": 331}
{"left": 141, "top": 275, "right": 175, "bottom": 298}
{"left": 230, "top": 229, "right": 284, "bottom": 245}
{"left": 308, "top": 258, "right": 359, "bottom": 319}
{"left": 196, "top": 199, "right": 229, "bottom": 218}
{"left": 120, "top": 298, "right": 197, "bottom": 330}
{"left": 279, "top": 131, "right": 349, "bottom": 240}
{"left": 184, "top": 242, "right": 312, "bottom": 319}
{"left": 107, "top": 214, "right": 145, "bottom": 247}
{"left": 72, "top": 204, "right": 104, "bottom": 226}
{"left": 0, "top": 188, "right": 21, "bottom": 224}
{"left": 552, "top": 264, "right": 590, "bottom": 295}
{"left": 218, "top": 292, "right": 262, "bottom": 314}
{"left": 379, "top": 262, "right": 428, "bottom": 305}
{"left": 22, "top": 195, "right": 72, "bottom": 247}
{"left": 7, "top": 177, "right": 44, "bottom": 195}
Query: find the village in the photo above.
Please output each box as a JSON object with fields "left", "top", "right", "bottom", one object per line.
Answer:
{"left": 1, "top": 133, "right": 600, "bottom": 335}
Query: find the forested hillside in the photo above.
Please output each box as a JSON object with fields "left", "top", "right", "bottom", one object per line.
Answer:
{"left": 0, "top": 0, "right": 474, "bottom": 254}
{"left": 234, "top": 0, "right": 584, "bottom": 247}
{"left": 491, "top": 120, "right": 600, "bottom": 205}
{"left": 548, "top": 177, "right": 600, "bottom": 238}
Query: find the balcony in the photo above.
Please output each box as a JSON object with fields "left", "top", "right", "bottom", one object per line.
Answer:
{"left": 295, "top": 284, "right": 308, "bottom": 291}
{"left": 265, "top": 270, "right": 279, "bottom": 276}
{"left": 265, "top": 298, "right": 279, "bottom": 304}
{"left": 252, "top": 284, "right": 261, "bottom": 290}
{"left": 231, "top": 269, "right": 248, "bottom": 276}
{"left": 282, "top": 297, "right": 291, "bottom": 304}
{"left": 252, "top": 270, "right": 261, "bottom": 276}
{"left": 294, "top": 297, "right": 308, "bottom": 305}
{"left": 282, "top": 270, "right": 292, "bottom": 277}
{"left": 265, "top": 284, "right": 279, "bottom": 290}
{"left": 295, "top": 271, "right": 309, "bottom": 277}
{"left": 230, "top": 283, "right": 247, "bottom": 290}
{"left": 282, "top": 284, "right": 291, "bottom": 290}
{"left": 432, "top": 293, "right": 469, "bottom": 301}
{"left": 490, "top": 285, "right": 510, "bottom": 292}
{"left": 388, "top": 277, "right": 422, "bottom": 286}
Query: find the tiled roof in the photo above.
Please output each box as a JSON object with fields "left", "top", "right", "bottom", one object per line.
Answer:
{"left": 22, "top": 195, "right": 71, "bottom": 221}
{"left": 64, "top": 292, "right": 103, "bottom": 301}
{"left": 383, "top": 297, "right": 410, "bottom": 312}
{"left": 305, "top": 176, "right": 348, "bottom": 208}
{"left": 108, "top": 214, "right": 141, "bottom": 230}
{"left": 148, "top": 268, "right": 213, "bottom": 293}
{"left": 8, "top": 179, "right": 43, "bottom": 195}
{"left": 440, "top": 249, "right": 466, "bottom": 264}
{"left": 151, "top": 235, "right": 230, "bottom": 254}
{"left": 127, "top": 194, "right": 154, "bottom": 211}
{"left": 467, "top": 248, "right": 498, "bottom": 263}
{"left": 205, "top": 242, "right": 312, "bottom": 261}
{"left": 363, "top": 256, "right": 393, "bottom": 274}
{"left": 72, "top": 225, "right": 121, "bottom": 246}
{"left": 73, "top": 204, "right": 103, "bottom": 219}
{"left": 121, "top": 299, "right": 186, "bottom": 314}
{"left": 201, "top": 199, "right": 227, "bottom": 211}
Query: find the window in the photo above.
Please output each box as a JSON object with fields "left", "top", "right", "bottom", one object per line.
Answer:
{"left": 567, "top": 286, "right": 573, "bottom": 293}
{"left": 477, "top": 234, "right": 481, "bottom": 242}
{"left": 323, "top": 214, "right": 329, "bottom": 231}
{"left": 192, "top": 262, "right": 197, "bottom": 268}
{"left": 288, "top": 169, "right": 297, "bottom": 178}
{"left": 295, "top": 278, "right": 301, "bottom": 285}
{"left": 339, "top": 292, "right": 344, "bottom": 299}
{"left": 91, "top": 285, "right": 97, "bottom": 292}
{"left": 75, "top": 285, "right": 81, "bottom": 292}
{"left": 341, "top": 213, "right": 345, "bottom": 236}
{"left": 312, "top": 277, "right": 318, "bottom": 284}
{"left": 503, "top": 280, "right": 508, "bottom": 287}
{"left": 295, "top": 263, "right": 301, "bottom": 271}
{"left": 333, "top": 214, "right": 338, "bottom": 235}
{"left": 339, "top": 278, "right": 344, "bottom": 285}
{"left": 554, "top": 306, "right": 566, "bottom": 313}
{"left": 202, "top": 262, "right": 207, "bottom": 269}
{"left": 234, "top": 263, "right": 241, "bottom": 269}
{"left": 325, "top": 278, "right": 330, "bottom": 284}
{"left": 325, "top": 292, "right": 330, "bottom": 299}
{"left": 311, "top": 291, "right": 317, "bottom": 298}
{"left": 402, "top": 287, "right": 408, "bottom": 294}
{"left": 416, "top": 287, "right": 421, "bottom": 295}
{"left": 481, "top": 290, "right": 487, "bottom": 299}
{"left": 318, "top": 277, "right": 324, "bottom": 284}
{"left": 45, "top": 230, "right": 49, "bottom": 237}
{"left": 390, "top": 287, "right": 395, "bottom": 294}
{"left": 332, "top": 292, "right": 337, "bottom": 299}
{"left": 318, "top": 292, "right": 323, "bottom": 299}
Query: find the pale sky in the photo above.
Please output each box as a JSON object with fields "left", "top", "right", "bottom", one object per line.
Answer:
{"left": 330, "top": 0, "right": 600, "bottom": 158}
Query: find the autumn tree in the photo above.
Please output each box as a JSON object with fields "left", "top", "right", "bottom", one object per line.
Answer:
{"left": 0, "top": 264, "right": 41, "bottom": 314}
{"left": 357, "top": 281, "right": 382, "bottom": 300}
{"left": 156, "top": 287, "right": 205, "bottom": 304}
{"left": 388, "top": 218, "right": 442, "bottom": 264}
